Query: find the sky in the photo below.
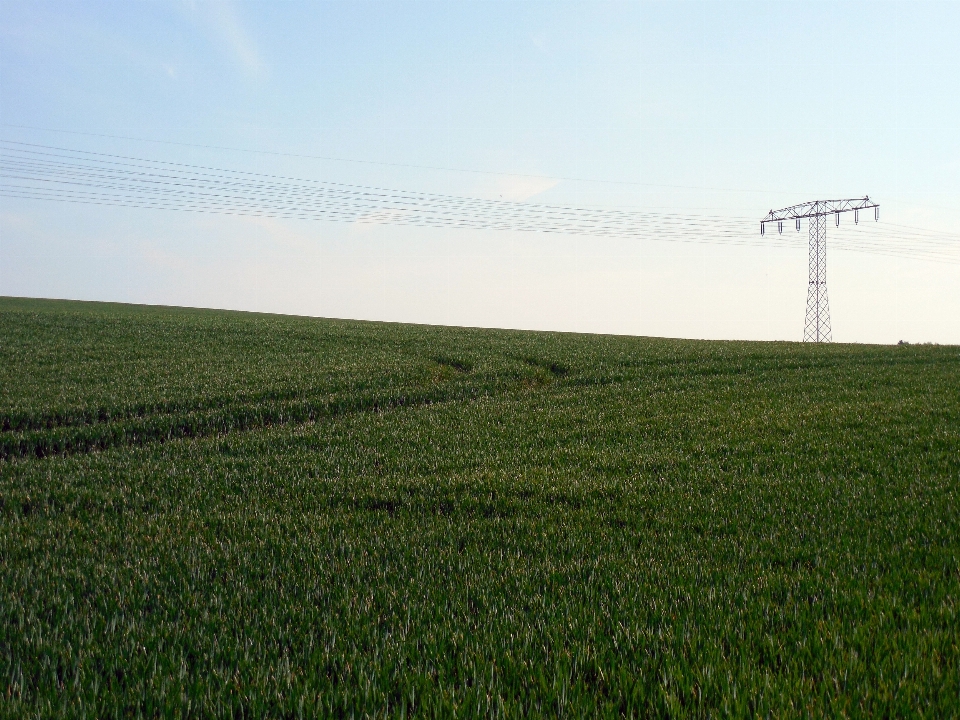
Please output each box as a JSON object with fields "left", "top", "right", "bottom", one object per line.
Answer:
{"left": 1, "top": 0, "right": 958, "bottom": 344}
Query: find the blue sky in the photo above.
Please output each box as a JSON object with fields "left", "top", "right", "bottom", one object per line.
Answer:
{"left": 2, "top": 0, "right": 958, "bottom": 343}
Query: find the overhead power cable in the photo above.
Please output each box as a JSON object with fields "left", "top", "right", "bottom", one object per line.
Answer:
{"left": 1, "top": 140, "right": 957, "bottom": 264}
{"left": 0, "top": 123, "right": 794, "bottom": 193}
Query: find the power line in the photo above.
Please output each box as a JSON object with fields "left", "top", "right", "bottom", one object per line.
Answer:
{"left": 0, "top": 143, "right": 770, "bottom": 235}
{"left": 6, "top": 140, "right": 958, "bottom": 240}
{"left": 0, "top": 123, "right": 792, "bottom": 194}
{"left": 1, "top": 141, "right": 957, "bottom": 264}
{"left": 0, "top": 141, "right": 762, "bottom": 222}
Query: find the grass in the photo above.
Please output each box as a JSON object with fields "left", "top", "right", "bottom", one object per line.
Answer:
{"left": 1, "top": 296, "right": 958, "bottom": 718}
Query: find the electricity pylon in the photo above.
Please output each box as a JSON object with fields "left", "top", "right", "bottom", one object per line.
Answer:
{"left": 761, "top": 197, "right": 879, "bottom": 343}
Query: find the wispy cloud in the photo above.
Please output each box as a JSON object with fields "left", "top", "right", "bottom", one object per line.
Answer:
{"left": 531, "top": 32, "right": 550, "bottom": 54}
{"left": 184, "top": 0, "right": 265, "bottom": 79}
{"left": 0, "top": 211, "right": 35, "bottom": 233}
{"left": 342, "top": 175, "right": 562, "bottom": 235}
{"left": 483, "top": 175, "right": 561, "bottom": 202}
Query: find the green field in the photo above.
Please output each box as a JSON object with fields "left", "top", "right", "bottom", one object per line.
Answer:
{"left": 1, "top": 296, "right": 958, "bottom": 717}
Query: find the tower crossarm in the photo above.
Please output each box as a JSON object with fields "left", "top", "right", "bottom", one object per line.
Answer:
{"left": 762, "top": 197, "right": 877, "bottom": 223}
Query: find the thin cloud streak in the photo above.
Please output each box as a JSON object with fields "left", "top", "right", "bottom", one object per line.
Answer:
{"left": 184, "top": 0, "right": 265, "bottom": 79}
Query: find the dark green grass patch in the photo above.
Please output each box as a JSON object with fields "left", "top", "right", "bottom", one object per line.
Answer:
{"left": 1, "top": 297, "right": 959, "bottom": 717}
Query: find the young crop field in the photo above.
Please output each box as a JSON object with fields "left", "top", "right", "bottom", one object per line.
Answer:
{"left": 1, "top": 296, "right": 959, "bottom": 717}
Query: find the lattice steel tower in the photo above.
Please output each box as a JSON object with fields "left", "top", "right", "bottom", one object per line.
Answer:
{"left": 761, "top": 198, "right": 879, "bottom": 342}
